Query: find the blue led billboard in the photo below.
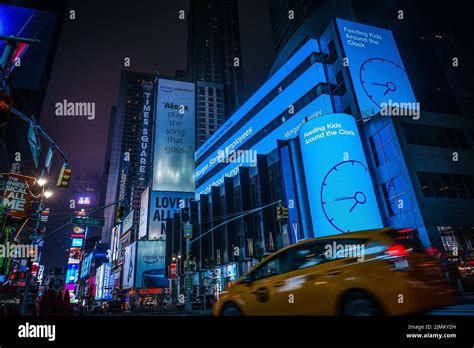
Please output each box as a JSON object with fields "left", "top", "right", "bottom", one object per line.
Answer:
{"left": 195, "top": 39, "right": 321, "bottom": 161}
{"left": 336, "top": 19, "right": 417, "bottom": 118}
{"left": 195, "top": 93, "right": 333, "bottom": 199}
{"left": 195, "top": 63, "right": 327, "bottom": 182}
{"left": 299, "top": 113, "right": 382, "bottom": 236}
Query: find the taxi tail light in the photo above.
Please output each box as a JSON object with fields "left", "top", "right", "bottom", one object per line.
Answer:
{"left": 386, "top": 244, "right": 409, "bottom": 258}
{"left": 423, "top": 246, "right": 441, "bottom": 257}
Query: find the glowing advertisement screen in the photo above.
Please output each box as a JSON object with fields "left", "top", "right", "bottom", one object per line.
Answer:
{"left": 66, "top": 264, "right": 79, "bottom": 284}
{"left": 299, "top": 113, "right": 382, "bottom": 236}
{"left": 122, "top": 242, "right": 136, "bottom": 289}
{"left": 195, "top": 93, "right": 333, "bottom": 199}
{"left": 336, "top": 18, "right": 417, "bottom": 118}
{"left": 195, "top": 39, "right": 321, "bottom": 161}
{"left": 71, "top": 238, "right": 83, "bottom": 247}
{"left": 195, "top": 63, "right": 326, "bottom": 182}
{"left": 148, "top": 191, "right": 193, "bottom": 239}
{"left": 153, "top": 79, "right": 195, "bottom": 192}
{"left": 135, "top": 240, "right": 167, "bottom": 289}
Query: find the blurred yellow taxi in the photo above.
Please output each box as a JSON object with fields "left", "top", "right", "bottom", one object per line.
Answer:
{"left": 214, "top": 228, "right": 455, "bottom": 316}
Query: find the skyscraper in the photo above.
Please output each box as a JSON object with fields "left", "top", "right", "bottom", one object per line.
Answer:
{"left": 266, "top": 0, "right": 474, "bottom": 254}
{"left": 187, "top": 0, "right": 245, "bottom": 148}
{"left": 101, "top": 71, "right": 156, "bottom": 243}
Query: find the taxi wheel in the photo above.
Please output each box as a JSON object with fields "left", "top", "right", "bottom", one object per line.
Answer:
{"left": 340, "top": 291, "right": 382, "bottom": 316}
{"left": 220, "top": 302, "right": 242, "bottom": 316}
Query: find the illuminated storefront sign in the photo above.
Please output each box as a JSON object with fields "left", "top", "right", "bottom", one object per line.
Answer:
{"left": 299, "top": 113, "right": 382, "bottom": 236}
{"left": 95, "top": 263, "right": 112, "bottom": 300}
{"left": 71, "top": 238, "right": 83, "bottom": 247}
{"left": 80, "top": 252, "right": 93, "bottom": 279}
{"left": 66, "top": 264, "right": 79, "bottom": 284}
{"left": 335, "top": 18, "right": 417, "bottom": 118}
{"left": 152, "top": 79, "right": 195, "bottom": 192}
{"left": 68, "top": 247, "right": 82, "bottom": 264}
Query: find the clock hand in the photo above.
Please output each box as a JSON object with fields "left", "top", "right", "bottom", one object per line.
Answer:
{"left": 349, "top": 201, "right": 359, "bottom": 213}
{"left": 334, "top": 196, "right": 355, "bottom": 201}
{"left": 372, "top": 82, "right": 387, "bottom": 87}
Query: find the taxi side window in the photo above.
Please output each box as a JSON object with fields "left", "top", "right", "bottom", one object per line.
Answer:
{"left": 251, "top": 251, "right": 292, "bottom": 281}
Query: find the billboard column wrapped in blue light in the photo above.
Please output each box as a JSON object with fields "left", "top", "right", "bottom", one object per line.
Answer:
{"left": 335, "top": 18, "right": 417, "bottom": 119}
{"left": 299, "top": 113, "right": 382, "bottom": 236}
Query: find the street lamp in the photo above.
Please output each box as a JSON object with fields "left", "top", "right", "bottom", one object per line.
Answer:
{"left": 37, "top": 171, "right": 47, "bottom": 187}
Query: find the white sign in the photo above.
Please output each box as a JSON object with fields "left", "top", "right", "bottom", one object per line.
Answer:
{"left": 138, "top": 187, "right": 150, "bottom": 238}
{"left": 122, "top": 210, "right": 134, "bottom": 234}
{"left": 122, "top": 242, "right": 136, "bottom": 289}
{"left": 152, "top": 79, "right": 195, "bottom": 192}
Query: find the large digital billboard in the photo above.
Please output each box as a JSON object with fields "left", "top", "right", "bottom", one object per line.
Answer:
{"left": 299, "top": 113, "right": 382, "bottom": 236}
{"left": 135, "top": 240, "right": 167, "bottom": 289}
{"left": 336, "top": 18, "right": 417, "bottom": 118}
{"left": 149, "top": 191, "right": 193, "bottom": 240}
{"left": 122, "top": 242, "right": 136, "bottom": 290}
{"left": 195, "top": 93, "right": 333, "bottom": 198}
{"left": 195, "top": 39, "right": 321, "bottom": 161}
{"left": 66, "top": 264, "right": 79, "bottom": 284}
{"left": 195, "top": 63, "right": 327, "bottom": 182}
{"left": 95, "top": 263, "right": 112, "bottom": 301}
{"left": 152, "top": 79, "right": 195, "bottom": 192}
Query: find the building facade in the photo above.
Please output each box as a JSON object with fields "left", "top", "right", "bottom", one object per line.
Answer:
{"left": 187, "top": 0, "right": 245, "bottom": 148}
{"left": 101, "top": 71, "right": 156, "bottom": 244}
{"left": 185, "top": 15, "right": 474, "bottom": 294}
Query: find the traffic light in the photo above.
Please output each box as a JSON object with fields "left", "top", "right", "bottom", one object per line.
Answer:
{"left": 276, "top": 206, "right": 288, "bottom": 220}
{"left": 56, "top": 163, "right": 72, "bottom": 188}
{"left": 115, "top": 206, "right": 125, "bottom": 224}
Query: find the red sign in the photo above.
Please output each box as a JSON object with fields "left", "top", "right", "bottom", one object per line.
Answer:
{"left": 2, "top": 173, "right": 36, "bottom": 219}
{"left": 169, "top": 263, "right": 177, "bottom": 279}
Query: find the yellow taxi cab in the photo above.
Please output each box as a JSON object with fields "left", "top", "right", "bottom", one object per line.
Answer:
{"left": 214, "top": 228, "right": 456, "bottom": 316}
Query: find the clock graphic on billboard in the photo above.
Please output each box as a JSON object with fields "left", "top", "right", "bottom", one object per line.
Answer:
{"left": 359, "top": 58, "right": 412, "bottom": 109}
{"left": 320, "top": 160, "right": 373, "bottom": 233}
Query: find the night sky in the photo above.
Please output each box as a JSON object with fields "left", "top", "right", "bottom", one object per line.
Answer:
{"left": 39, "top": 0, "right": 274, "bottom": 271}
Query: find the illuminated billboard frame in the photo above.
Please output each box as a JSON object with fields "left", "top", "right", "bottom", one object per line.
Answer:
{"left": 298, "top": 113, "right": 383, "bottom": 236}
{"left": 195, "top": 94, "right": 333, "bottom": 199}
{"left": 195, "top": 62, "right": 327, "bottom": 182}
{"left": 335, "top": 18, "right": 417, "bottom": 119}
{"left": 152, "top": 78, "right": 195, "bottom": 192}
{"left": 195, "top": 39, "right": 321, "bottom": 161}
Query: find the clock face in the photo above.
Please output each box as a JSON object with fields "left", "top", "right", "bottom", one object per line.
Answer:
{"left": 359, "top": 58, "right": 411, "bottom": 109}
{"left": 320, "top": 160, "right": 374, "bottom": 233}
